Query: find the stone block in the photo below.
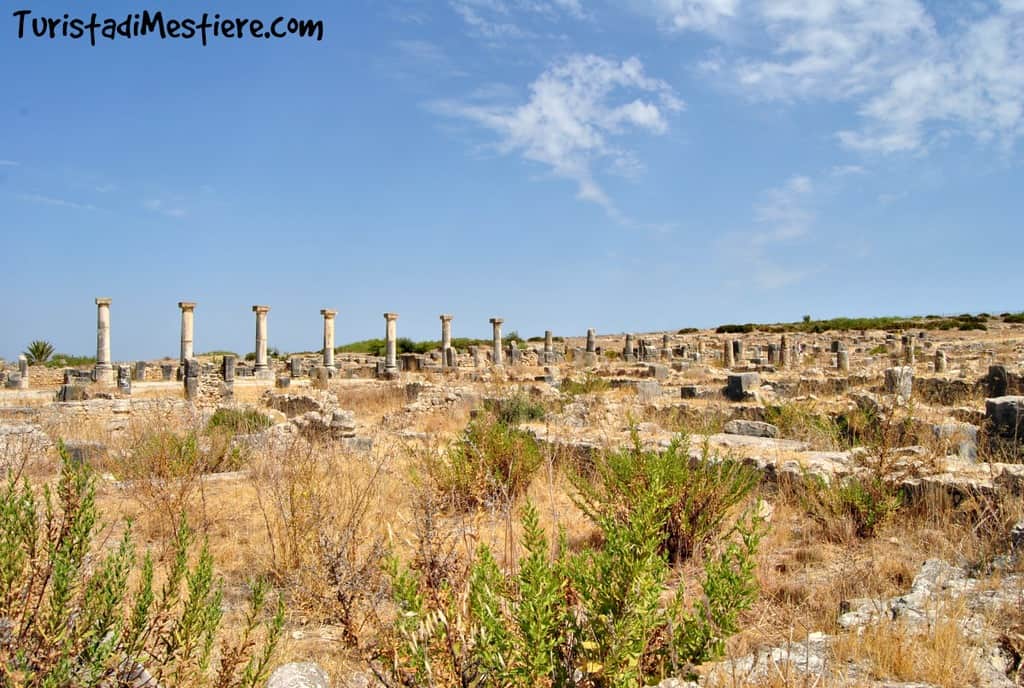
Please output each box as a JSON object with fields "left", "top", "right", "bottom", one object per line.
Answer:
{"left": 726, "top": 373, "right": 760, "bottom": 401}
{"left": 723, "top": 419, "right": 779, "bottom": 438}
{"left": 986, "top": 396, "right": 1024, "bottom": 440}
{"left": 647, "top": 364, "right": 669, "bottom": 381}
{"left": 884, "top": 366, "right": 913, "bottom": 403}
{"left": 635, "top": 380, "right": 661, "bottom": 402}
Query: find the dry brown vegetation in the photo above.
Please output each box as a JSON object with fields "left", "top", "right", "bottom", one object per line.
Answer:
{"left": 5, "top": 324, "right": 1024, "bottom": 687}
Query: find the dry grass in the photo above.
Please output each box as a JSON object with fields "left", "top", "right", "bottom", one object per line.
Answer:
{"left": 832, "top": 609, "right": 976, "bottom": 687}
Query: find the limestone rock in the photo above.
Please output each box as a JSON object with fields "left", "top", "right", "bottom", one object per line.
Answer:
{"left": 723, "top": 419, "right": 779, "bottom": 438}
{"left": 266, "top": 662, "right": 330, "bottom": 688}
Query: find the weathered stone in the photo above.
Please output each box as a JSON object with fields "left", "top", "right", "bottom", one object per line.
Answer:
{"left": 884, "top": 366, "right": 914, "bottom": 403}
{"left": 985, "top": 396, "right": 1024, "bottom": 440}
{"left": 933, "top": 422, "right": 979, "bottom": 461}
{"left": 636, "top": 380, "right": 661, "bottom": 402}
{"left": 252, "top": 305, "right": 272, "bottom": 379}
{"left": 266, "top": 662, "right": 330, "bottom": 688}
{"left": 647, "top": 363, "right": 669, "bottom": 381}
{"left": 723, "top": 419, "right": 779, "bottom": 438}
{"left": 726, "top": 373, "right": 760, "bottom": 401}
{"left": 117, "top": 365, "right": 132, "bottom": 395}
{"left": 94, "top": 297, "right": 114, "bottom": 384}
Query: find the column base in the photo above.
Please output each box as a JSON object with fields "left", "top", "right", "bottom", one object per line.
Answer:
{"left": 253, "top": 367, "right": 274, "bottom": 381}
{"left": 93, "top": 364, "right": 115, "bottom": 385}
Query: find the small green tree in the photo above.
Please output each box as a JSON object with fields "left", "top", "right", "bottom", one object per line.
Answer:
{"left": 0, "top": 442, "right": 285, "bottom": 688}
{"left": 22, "top": 340, "right": 55, "bottom": 364}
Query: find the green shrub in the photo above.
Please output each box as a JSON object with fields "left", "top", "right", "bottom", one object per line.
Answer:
{"left": 0, "top": 442, "right": 284, "bottom": 687}
{"left": 867, "top": 344, "right": 889, "bottom": 356}
{"left": 23, "top": 340, "right": 55, "bottom": 364}
{"left": 801, "top": 475, "right": 903, "bottom": 540}
{"left": 573, "top": 432, "right": 759, "bottom": 563}
{"left": 45, "top": 353, "right": 97, "bottom": 368}
{"left": 485, "top": 394, "right": 546, "bottom": 425}
{"left": 207, "top": 407, "right": 272, "bottom": 434}
{"left": 380, "top": 499, "right": 763, "bottom": 687}
{"left": 560, "top": 372, "right": 609, "bottom": 396}
{"left": 1004, "top": 313, "right": 1024, "bottom": 324}
{"left": 430, "top": 415, "right": 543, "bottom": 511}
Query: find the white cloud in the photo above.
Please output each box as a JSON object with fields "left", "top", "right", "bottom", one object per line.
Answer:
{"left": 0, "top": 160, "right": 18, "bottom": 166}
{"left": 449, "top": 0, "right": 586, "bottom": 40}
{"left": 144, "top": 199, "right": 187, "bottom": 218}
{"left": 17, "top": 193, "right": 96, "bottom": 211}
{"left": 752, "top": 174, "right": 813, "bottom": 243}
{"left": 633, "top": 0, "right": 739, "bottom": 33}
{"left": 830, "top": 164, "right": 865, "bottom": 176}
{"left": 433, "top": 54, "right": 682, "bottom": 218}
{"left": 658, "top": 0, "right": 1024, "bottom": 155}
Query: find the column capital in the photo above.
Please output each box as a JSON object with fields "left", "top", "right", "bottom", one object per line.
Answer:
{"left": 178, "top": 301, "right": 196, "bottom": 311}
{"left": 440, "top": 314, "right": 453, "bottom": 322}
{"left": 95, "top": 297, "right": 112, "bottom": 306}
{"left": 384, "top": 312, "right": 399, "bottom": 321}
{"left": 320, "top": 309, "right": 337, "bottom": 319}
{"left": 489, "top": 317, "right": 504, "bottom": 325}
{"left": 252, "top": 305, "right": 270, "bottom": 314}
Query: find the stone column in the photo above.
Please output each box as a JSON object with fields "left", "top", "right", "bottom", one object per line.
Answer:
{"left": 624, "top": 334, "right": 634, "bottom": 361}
{"left": 321, "top": 309, "right": 337, "bottom": 370}
{"left": 904, "top": 336, "right": 916, "bottom": 364}
{"left": 384, "top": 313, "right": 399, "bottom": 372}
{"left": 544, "top": 330, "right": 553, "bottom": 354}
{"left": 94, "top": 297, "right": 114, "bottom": 384}
{"left": 252, "top": 305, "right": 271, "bottom": 377}
{"left": 586, "top": 328, "right": 596, "bottom": 353}
{"left": 490, "top": 318, "right": 504, "bottom": 366}
{"left": 779, "top": 335, "right": 789, "bottom": 368}
{"left": 17, "top": 355, "right": 28, "bottom": 389}
{"left": 440, "top": 314, "right": 453, "bottom": 366}
{"left": 178, "top": 302, "right": 196, "bottom": 364}
{"left": 935, "top": 350, "right": 947, "bottom": 373}
{"left": 837, "top": 350, "right": 850, "bottom": 372}
{"left": 723, "top": 339, "right": 735, "bottom": 368}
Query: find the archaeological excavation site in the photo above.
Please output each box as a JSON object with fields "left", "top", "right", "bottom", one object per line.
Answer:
{"left": 2, "top": 302, "right": 1023, "bottom": 688}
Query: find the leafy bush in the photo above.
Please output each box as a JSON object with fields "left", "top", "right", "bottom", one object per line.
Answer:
{"left": 379, "top": 499, "right": 763, "bottom": 687}
{"left": 207, "top": 407, "right": 272, "bottom": 434}
{"left": 0, "top": 442, "right": 284, "bottom": 687}
{"left": 22, "top": 340, "right": 55, "bottom": 364}
{"left": 560, "top": 372, "right": 609, "bottom": 396}
{"left": 801, "top": 475, "right": 903, "bottom": 540}
{"left": 485, "top": 393, "right": 547, "bottom": 425}
{"left": 573, "top": 432, "right": 759, "bottom": 563}
{"left": 429, "top": 415, "right": 543, "bottom": 511}
{"left": 1004, "top": 312, "right": 1024, "bottom": 324}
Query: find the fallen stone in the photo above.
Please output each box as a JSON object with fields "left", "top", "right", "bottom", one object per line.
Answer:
{"left": 723, "top": 419, "right": 779, "bottom": 438}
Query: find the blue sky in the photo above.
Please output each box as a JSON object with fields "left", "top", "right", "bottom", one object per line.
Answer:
{"left": 3, "top": 0, "right": 1023, "bottom": 360}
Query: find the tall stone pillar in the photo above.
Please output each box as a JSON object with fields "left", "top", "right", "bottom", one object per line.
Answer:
{"left": 723, "top": 339, "right": 735, "bottom": 369}
{"left": 586, "top": 328, "right": 596, "bottom": 353}
{"left": 252, "top": 305, "right": 271, "bottom": 378}
{"left": 321, "top": 309, "right": 337, "bottom": 370}
{"left": 490, "top": 318, "right": 504, "bottom": 366}
{"left": 544, "top": 330, "right": 554, "bottom": 354}
{"left": 935, "top": 350, "right": 947, "bottom": 373}
{"left": 94, "top": 297, "right": 114, "bottom": 384}
{"left": 624, "top": 334, "right": 635, "bottom": 362}
{"left": 837, "top": 350, "right": 850, "bottom": 372}
{"left": 384, "top": 313, "right": 399, "bottom": 372}
{"left": 440, "top": 314, "right": 453, "bottom": 367}
{"left": 178, "top": 302, "right": 196, "bottom": 364}
{"left": 779, "top": 335, "right": 789, "bottom": 368}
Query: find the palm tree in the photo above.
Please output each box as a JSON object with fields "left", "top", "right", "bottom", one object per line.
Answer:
{"left": 23, "top": 340, "right": 55, "bottom": 365}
